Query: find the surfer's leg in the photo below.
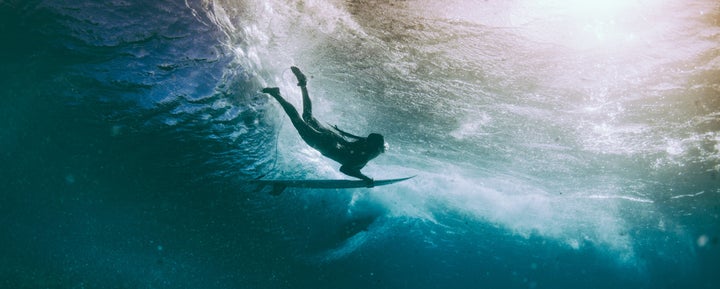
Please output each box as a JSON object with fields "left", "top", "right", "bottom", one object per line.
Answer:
{"left": 300, "top": 86, "right": 312, "bottom": 121}
{"left": 299, "top": 85, "right": 326, "bottom": 130}
{"left": 291, "top": 66, "right": 307, "bottom": 86}
{"left": 262, "top": 87, "right": 307, "bottom": 131}
{"left": 291, "top": 67, "right": 313, "bottom": 122}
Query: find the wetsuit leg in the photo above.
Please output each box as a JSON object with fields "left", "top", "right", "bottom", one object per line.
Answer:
{"left": 262, "top": 88, "right": 311, "bottom": 135}
{"left": 300, "top": 86, "right": 313, "bottom": 122}
{"left": 298, "top": 83, "right": 326, "bottom": 132}
{"left": 290, "top": 67, "right": 315, "bottom": 123}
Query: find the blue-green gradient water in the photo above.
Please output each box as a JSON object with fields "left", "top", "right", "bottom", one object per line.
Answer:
{"left": 1, "top": 0, "right": 719, "bottom": 288}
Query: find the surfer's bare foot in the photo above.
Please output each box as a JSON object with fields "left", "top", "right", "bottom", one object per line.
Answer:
{"left": 290, "top": 66, "right": 306, "bottom": 87}
{"left": 261, "top": 87, "right": 280, "bottom": 95}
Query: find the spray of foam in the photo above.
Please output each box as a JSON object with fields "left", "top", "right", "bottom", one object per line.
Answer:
{"left": 363, "top": 160, "right": 645, "bottom": 264}
{"left": 194, "top": 0, "right": 366, "bottom": 84}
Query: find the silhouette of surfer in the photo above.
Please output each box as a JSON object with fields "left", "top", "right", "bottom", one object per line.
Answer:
{"left": 262, "top": 66, "right": 386, "bottom": 186}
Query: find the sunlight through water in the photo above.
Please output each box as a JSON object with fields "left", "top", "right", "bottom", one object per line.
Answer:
{"left": 4, "top": 0, "right": 717, "bottom": 287}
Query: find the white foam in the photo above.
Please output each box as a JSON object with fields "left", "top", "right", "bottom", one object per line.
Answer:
{"left": 362, "top": 162, "right": 642, "bottom": 262}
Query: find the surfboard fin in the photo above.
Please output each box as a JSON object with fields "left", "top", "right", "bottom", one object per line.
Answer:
{"left": 269, "top": 184, "right": 287, "bottom": 196}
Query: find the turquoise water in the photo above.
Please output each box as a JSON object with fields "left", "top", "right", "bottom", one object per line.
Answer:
{"left": 2, "top": 0, "right": 719, "bottom": 288}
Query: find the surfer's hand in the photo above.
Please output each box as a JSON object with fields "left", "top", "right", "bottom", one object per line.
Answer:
{"left": 365, "top": 178, "right": 375, "bottom": 188}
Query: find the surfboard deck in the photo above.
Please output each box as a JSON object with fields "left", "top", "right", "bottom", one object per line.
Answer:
{"left": 250, "top": 176, "right": 414, "bottom": 195}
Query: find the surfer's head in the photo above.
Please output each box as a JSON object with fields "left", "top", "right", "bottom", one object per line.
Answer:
{"left": 368, "top": 133, "right": 387, "bottom": 153}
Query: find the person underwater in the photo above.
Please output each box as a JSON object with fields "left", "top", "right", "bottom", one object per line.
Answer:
{"left": 262, "top": 66, "right": 387, "bottom": 186}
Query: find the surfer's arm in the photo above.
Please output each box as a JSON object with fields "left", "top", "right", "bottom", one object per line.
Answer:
{"left": 340, "top": 165, "right": 374, "bottom": 187}
{"left": 332, "top": 125, "right": 362, "bottom": 140}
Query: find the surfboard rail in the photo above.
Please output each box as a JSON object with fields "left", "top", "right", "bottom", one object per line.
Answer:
{"left": 249, "top": 176, "right": 415, "bottom": 195}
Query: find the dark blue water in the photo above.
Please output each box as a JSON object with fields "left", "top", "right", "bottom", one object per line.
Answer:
{"left": 2, "top": 0, "right": 719, "bottom": 288}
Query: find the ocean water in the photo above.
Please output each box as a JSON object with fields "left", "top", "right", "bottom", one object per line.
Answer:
{"left": 1, "top": 0, "right": 719, "bottom": 288}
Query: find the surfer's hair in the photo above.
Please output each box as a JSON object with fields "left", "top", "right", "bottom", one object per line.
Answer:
{"left": 368, "top": 133, "right": 385, "bottom": 153}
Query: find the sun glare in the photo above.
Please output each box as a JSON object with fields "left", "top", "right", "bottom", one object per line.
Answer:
{"left": 521, "top": 0, "right": 667, "bottom": 50}
{"left": 546, "top": 0, "right": 637, "bottom": 19}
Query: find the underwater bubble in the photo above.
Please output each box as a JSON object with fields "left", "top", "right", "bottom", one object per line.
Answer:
{"left": 110, "top": 125, "right": 123, "bottom": 137}
{"left": 65, "top": 174, "right": 76, "bottom": 185}
{"left": 697, "top": 235, "right": 709, "bottom": 247}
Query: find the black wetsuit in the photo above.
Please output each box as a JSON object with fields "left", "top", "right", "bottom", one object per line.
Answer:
{"left": 262, "top": 67, "right": 384, "bottom": 183}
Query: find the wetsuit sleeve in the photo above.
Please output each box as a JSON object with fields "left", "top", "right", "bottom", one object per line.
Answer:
{"left": 340, "top": 165, "right": 373, "bottom": 183}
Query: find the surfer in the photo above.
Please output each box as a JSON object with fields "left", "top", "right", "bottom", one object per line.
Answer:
{"left": 261, "top": 66, "right": 387, "bottom": 186}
